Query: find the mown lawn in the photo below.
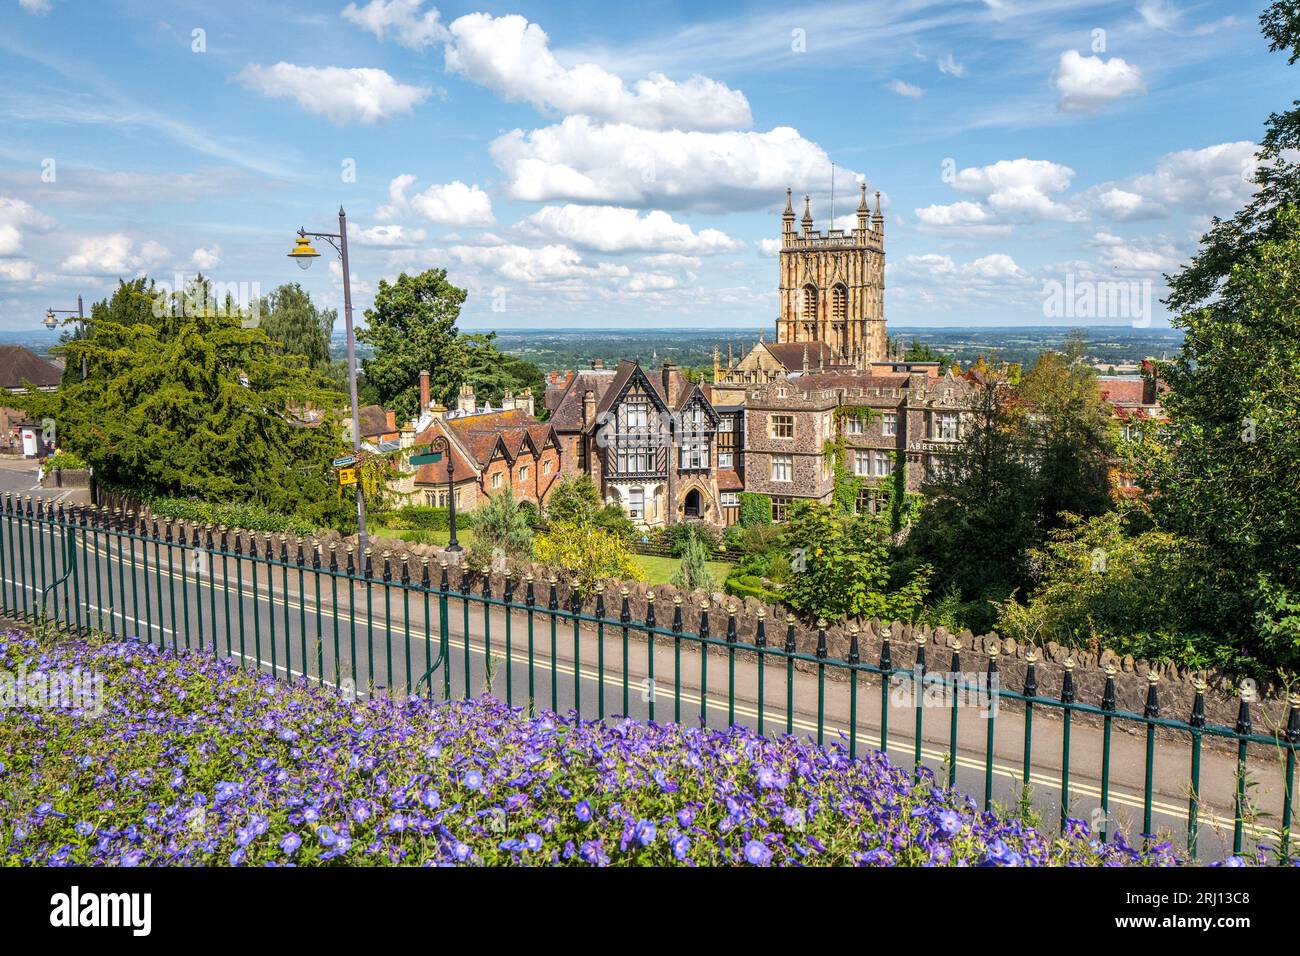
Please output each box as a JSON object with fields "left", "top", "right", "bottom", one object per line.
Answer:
{"left": 366, "top": 524, "right": 731, "bottom": 588}
{"left": 631, "top": 554, "right": 733, "bottom": 587}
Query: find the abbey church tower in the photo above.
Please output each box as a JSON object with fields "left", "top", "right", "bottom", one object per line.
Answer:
{"left": 776, "top": 184, "right": 886, "bottom": 364}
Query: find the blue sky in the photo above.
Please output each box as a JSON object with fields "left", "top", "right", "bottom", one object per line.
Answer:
{"left": 0, "top": 0, "right": 1290, "bottom": 336}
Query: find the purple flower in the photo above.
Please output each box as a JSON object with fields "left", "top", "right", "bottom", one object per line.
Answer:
{"left": 743, "top": 840, "right": 773, "bottom": 866}
{"left": 575, "top": 800, "right": 592, "bottom": 823}
{"left": 279, "top": 833, "right": 302, "bottom": 855}
{"left": 937, "top": 810, "right": 962, "bottom": 838}
{"left": 672, "top": 835, "right": 691, "bottom": 861}
{"left": 463, "top": 770, "right": 483, "bottom": 790}
{"left": 676, "top": 807, "right": 695, "bottom": 828}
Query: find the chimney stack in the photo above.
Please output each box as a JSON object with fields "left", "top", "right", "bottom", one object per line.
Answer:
{"left": 592, "top": 356, "right": 604, "bottom": 370}
{"left": 662, "top": 361, "right": 678, "bottom": 406}
{"left": 419, "top": 369, "right": 430, "bottom": 414}
{"left": 581, "top": 389, "right": 596, "bottom": 429}
{"left": 457, "top": 382, "right": 476, "bottom": 415}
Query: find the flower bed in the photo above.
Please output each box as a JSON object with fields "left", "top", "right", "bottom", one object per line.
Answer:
{"left": 0, "top": 630, "right": 1197, "bottom": 867}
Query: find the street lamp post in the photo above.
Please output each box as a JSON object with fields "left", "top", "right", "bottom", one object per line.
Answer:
{"left": 287, "top": 207, "right": 368, "bottom": 549}
{"left": 428, "top": 435, "right": 462, "bottom": 552}
{"left": 43, "top": 294, "right": 87, "bottom": 380}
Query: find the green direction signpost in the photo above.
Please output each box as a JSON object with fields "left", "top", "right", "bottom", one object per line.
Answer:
{"left": 409, "top": 449, "right": 443, "bottom": 466}
{"left": 332, "top": 454, "right": 357, "bottom": 469}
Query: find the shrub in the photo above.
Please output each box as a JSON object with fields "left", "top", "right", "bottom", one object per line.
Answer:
{"left": 738, "top": 492, "right": 771, "bottom": 528}
{"left": 472, "top": 489, "right": 534, "bottom": 560}
{"left": 0, "top": 630, "right": 1195, "bottom": 866}
{"left": 723, "top": 571, "right": 784, "bottom": 605}
{"left": 672, "top": 534, "right": 717, "bottom": 592}
{"left": 545, "top": 475, "right": 602, "bottom": 525}
{"left": 535, "top": 520, "right": 643, "bottom": 593}
{"left": 724, "top": 522, "right": 783, "bottom": 557}
{"left": 658, "top": 521, "right": 720, "bottom": 558}
{"left": 593, "top": 504, "right": 637, "bottom": 543}
{"left": 147, "top": 496, "right": 315, "bottom": 535}
{"left": 46, "top": 450, "right": 88, "bottom": 470}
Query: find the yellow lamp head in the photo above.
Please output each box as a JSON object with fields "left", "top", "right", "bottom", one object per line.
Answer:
{"left": 288, "top": 233, "right": 321, "bottom": 270}
{"left": 43, "top": 309, "right": 57, "bottom": 330}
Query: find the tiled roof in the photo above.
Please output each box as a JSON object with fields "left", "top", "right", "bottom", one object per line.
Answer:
{"left": 0, "top": 346, "right": 61, "bottom": 390}
{"left": 763, "top": 341, "right": 844, "bottom": 373}
{"left": 411, "top": 422, "right": 478, "bottom": 484}
{"left": 792, "top": 371, "right": 910, "bottom": 392}
{"left": 547, "top": 369, "right": 618, "bottom": 431}
{"left": 1098, "top": 378, "right": 1150, "bottom": 405}
{"left": 715, "top": 468, "right": 743, "bottom": 491}
{"left": 357, "top": 404, "right": 395, "bottom": 437}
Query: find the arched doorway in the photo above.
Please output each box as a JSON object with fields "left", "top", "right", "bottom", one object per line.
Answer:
{"left": 683, "top": 488, "right": 702, "bottom": 518}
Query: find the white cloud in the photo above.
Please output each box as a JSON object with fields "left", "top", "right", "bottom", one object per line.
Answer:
{"left": 1084, "top": 141, "right": 1259, "bottom": 221}
{"left": 328, "top": 259, "right": 374, "bottom": 296}
{"left": 349, "top": 223, "right": 428, "bottom": 247}
{"left": 1089, "top": 230, "right": 1181, "bottom": 275}
{"left": 0, "top": 196, "right": 56, "bottom": 256}
{"left": 1125, "top": 141, "right": 1258, "bottom": 208}
{"left": 639, "top": 253, "right": 701, "bottom": 271}
{"left": 937, "top": 53, "right": 965, "bottom": 78}
{"left": 0, "top": 260, "right": 36, "bottom": 282}
{"left": 236, "top": 63, "right": 430, "bottom": 125}
{"left": 441, "top": 242, "right": 630, "bottom": 284}
{"left": 516, "top": 205, "right": 740, "bottom": 254}
{"left": 964, "top": 252, "right": 1029, "bottom": 281}
{"left": 627, "top": 272, "right": 678, "bottom": 292}
{"left": 61, "top": 234, "right": 169, "bottom": 276}
{"left": 757, "top": 238, "right": 782, "bottom": 257}
{"left": 19, "top": 0, "right": 52, "bottom": 13}
{"left": 191, "top": 245, "right": 221, "bottom": 270}
{"left": 887, "top": 79, "right": 925, "bottom": 99}
{"left": 445, "top": 13, "right": 751, "bottom": 131}
{"left": 1054, "top": 50, "right": 1145, "bottom": 112}
{"left": 376, "top": 175, "right": 494, "bottom": 226}
{"left": 490, "top": 115, "right": 858, "bottom": 212}
{"left": 1137, "top": 0, "right": 1236, "bottom": 36}
{"left": 341, "top": 0, "right": 446, "bottom": 49}
{"left": 916, "top": 158, "right": 1083, "bottom": 234}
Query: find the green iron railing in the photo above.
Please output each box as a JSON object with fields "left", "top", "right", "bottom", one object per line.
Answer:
{"left": 2, "top": 494, "right": 1297, "bottom": 862}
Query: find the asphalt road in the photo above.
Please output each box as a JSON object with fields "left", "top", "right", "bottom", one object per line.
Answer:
{"left": 1, "top": 499, "right": 1292, "bottom": 863}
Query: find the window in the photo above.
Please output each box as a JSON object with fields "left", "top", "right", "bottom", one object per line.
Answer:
{"left": 717, "top": 450, "right": 733, "bottom": 468}
{"left": 802, "top": 284, "right": 819, "bottom": 320}
{"left": 856, "top": 487, "right": 877, "bottom": 515}
{"left": 935, "top": 413, "right": 959, "bottom": 441}
{"left": 873, "top": 451, "right": 891, "bottom": 478}
{"left": 518, "top": 465, "right": 529, "bottom": 483}
{"left": 770, "top": 414, "right": 794, "bottom": 439}
{"left": 831, "top": 284, "right": 847, "bottom": 323}
{"left": 543, "top": 459, "right": 553, "bottom": 475}
{"left": 847, "top": 417, "right": 865, "bottom": 436}
{"left": 771, "top": 454, "right": 793, "bottom": 482}
{"left": 616, "top": 446, "right": 655, "bottom": 474}
{"left": 680, "top": 440, "right": 708, "bottom": 470}
{"left": 882, "top": 412, "right": 897, "bottom": 437}
{"left": 771, "top": 496, "right": 791, "bottom": 523}
{"left": 853, "top": 450, "right": 871, "bottom": 476}
{"left": 776, "top": 386, "right": 788, "bottom": 398}
{"left": 628, "top": 488, "right": 645, "bottom": 520}
{"left": 624, "top": 402, "right": 649, "bottom": 428}
{"left": 720, "top": 492, "right": 739, "bottom": 508}
{"left": 717, "top": 416, "right": 733, "bottom": 432}
{"left": 491, "top": 472, "right": 503, "bottom": 489}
